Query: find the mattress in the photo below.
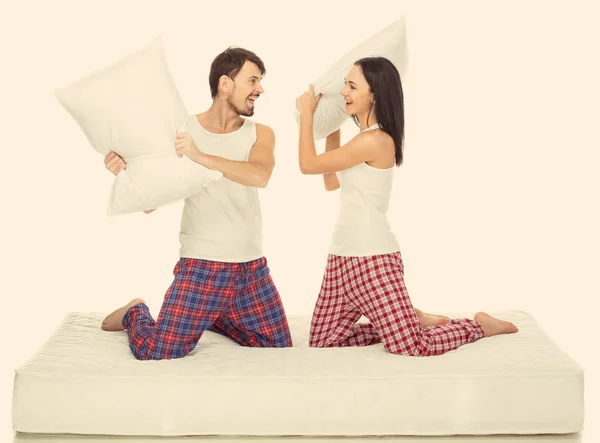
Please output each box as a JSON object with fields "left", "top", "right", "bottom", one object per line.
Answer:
{"left": 12, "top": 311, "right": 584, "bottom": 436}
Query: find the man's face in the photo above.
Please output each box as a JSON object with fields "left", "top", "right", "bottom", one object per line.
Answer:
{"left": 227, "top": 61, "right": 264, "bottom": 117}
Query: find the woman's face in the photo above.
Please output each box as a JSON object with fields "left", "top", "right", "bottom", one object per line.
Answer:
{"left": 340, "top": 64, "right": 374, "bottom": 116}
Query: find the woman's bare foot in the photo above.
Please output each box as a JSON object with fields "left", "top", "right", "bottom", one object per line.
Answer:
{"left": 101, "top": 298, "right": 145, "bottom": 331}
{"left": 474, "top": 312, "right": 519, "bottom": 337}
{"left": 415, "top": 308, "right": 451, "bottom": 327}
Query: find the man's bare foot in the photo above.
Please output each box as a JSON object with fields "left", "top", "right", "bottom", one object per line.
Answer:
{"left": 101, "top": 298, "right": 145, "bottom": 331}
{"left": 474, "top": 312, "right": 519, "bottom": 337}
{"left": 415, "top": 308, "right": 451, "bottom": 327}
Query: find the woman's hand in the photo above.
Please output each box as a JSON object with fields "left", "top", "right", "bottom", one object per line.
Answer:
{"left": 296, "top": 84, "right": 322, "bottom": 116}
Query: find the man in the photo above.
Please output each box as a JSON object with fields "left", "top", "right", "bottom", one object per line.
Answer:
{"left": 101, "top": 47, "right": 293, "bottom": 360}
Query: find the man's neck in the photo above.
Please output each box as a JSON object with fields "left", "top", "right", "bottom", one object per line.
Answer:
{"left": 197, "top": 101, "right": 244, "bottom": 134}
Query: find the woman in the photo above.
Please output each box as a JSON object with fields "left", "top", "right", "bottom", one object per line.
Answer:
{"left": 295, "top": 57, "right": 518, "bottom": 356}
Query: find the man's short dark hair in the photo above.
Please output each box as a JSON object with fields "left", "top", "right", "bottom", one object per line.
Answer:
{"left": 209, "top": 47, "right": 266, "bottom": 99}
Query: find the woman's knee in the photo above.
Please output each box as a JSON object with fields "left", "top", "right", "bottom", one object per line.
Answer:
{"left": 382, "top": 339, "right": 419, "bottom": 356}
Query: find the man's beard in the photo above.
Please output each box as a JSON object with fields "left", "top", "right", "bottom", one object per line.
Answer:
{"left": 228, "top": 97, "right": 254, "bottom": 117}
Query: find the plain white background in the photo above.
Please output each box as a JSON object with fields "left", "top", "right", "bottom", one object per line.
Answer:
{"left": 1, "top": 0, "right": 598, "bottom": 441}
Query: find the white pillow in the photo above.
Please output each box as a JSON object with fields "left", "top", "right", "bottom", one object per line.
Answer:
{"left": 55, "top": 37, "right": 223, "bottom": 216}
{"left": 296, "top": 18, "right": 409, "bottom": 140}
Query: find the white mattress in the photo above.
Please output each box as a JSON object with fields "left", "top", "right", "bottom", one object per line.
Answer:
{"left": 12, "top": 311, "right": 584, "bottom": 436}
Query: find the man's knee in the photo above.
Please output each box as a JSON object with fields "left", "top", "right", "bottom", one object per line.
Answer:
{"left": 131, "top": 344, "right": 193, "bottom": 361}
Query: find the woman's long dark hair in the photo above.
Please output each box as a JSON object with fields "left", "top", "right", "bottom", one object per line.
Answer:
{"left": 352, "top": 57, "right": 404, "bottom": 166}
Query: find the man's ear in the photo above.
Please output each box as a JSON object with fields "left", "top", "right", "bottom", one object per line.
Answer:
{"left": 219, "top": 75, "right": 230, "bottom": 95}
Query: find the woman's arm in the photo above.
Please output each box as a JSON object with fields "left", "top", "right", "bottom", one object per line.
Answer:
{"left": 323, "top": 129, "right": 341, "bottom": 191}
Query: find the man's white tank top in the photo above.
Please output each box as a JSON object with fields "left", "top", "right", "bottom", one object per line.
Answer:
{"left": 179, "top": 115, "right": 263, "bottom": 262}
{"left": 329, "top": 123, "right": 400, "bottom": 257}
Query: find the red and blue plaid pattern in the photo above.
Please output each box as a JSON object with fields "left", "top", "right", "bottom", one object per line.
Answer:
{"left": 122, "top": 257, "right": 292, "bottom": 360}
{"left": 309, "top": 252, "right": 484, "bottom": 356}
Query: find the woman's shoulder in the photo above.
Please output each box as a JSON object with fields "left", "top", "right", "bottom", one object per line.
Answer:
{"left": 353, "top": 128, "right": 394, "bottom": 149}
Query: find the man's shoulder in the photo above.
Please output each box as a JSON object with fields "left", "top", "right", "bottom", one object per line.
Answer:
{"left": 254, "top": 121, "right": 272, "bottom": 132}
{"left": 253, "top": 122, "right": 275, "bottom": 143}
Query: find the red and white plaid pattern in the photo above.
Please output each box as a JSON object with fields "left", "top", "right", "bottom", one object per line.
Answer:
{"left": 309, "top": 252, "right": 484, "bottom": 356}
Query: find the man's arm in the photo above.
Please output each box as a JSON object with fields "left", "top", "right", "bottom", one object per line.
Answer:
{"left": 196, "top": 123, "right": 275, "bottom": 188}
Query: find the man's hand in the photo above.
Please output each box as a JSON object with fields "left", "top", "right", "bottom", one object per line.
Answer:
{"left": 175, "top": 132, "right": 201, "bottom": 162}
{"left": 104, "top": 151, "right": 154, "bottom": 214}
{"left": 104, "top": 152, "right": 126, "bottom": 176}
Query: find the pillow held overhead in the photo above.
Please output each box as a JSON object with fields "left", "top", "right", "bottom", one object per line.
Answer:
{"left": 55, "top": 37, "right": 223, "bottom": 216}
{"left": 296, "top": 18, "right": 409, "bottom": 140}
